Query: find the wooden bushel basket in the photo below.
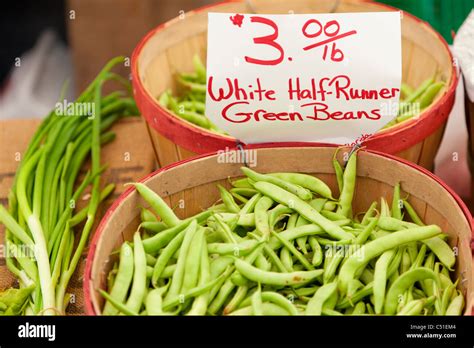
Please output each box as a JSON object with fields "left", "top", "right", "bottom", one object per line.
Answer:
{"left": 132, "top": 0, "right": 457, "bottom": 170}
{"left": 84, "top": 145, "right": 473, "bottom": 315}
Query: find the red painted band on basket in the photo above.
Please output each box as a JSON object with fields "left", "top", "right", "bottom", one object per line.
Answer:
{"left": 131, "top": 0, "right": 458, "bottom": 155}
{"left": 83, "top": 143, "right": 474, "bottom": 315}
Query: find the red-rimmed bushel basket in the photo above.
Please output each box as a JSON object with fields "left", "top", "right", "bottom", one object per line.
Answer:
{"left": 132, "top": 0, "right": 457, "bottom": 170}
{"left": 84, "top": 145, "right": 473, "bottom": 315}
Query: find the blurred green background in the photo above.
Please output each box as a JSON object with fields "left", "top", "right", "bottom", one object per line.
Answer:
{"left": 378, "top": 0, "right": 473, "bottom": 44}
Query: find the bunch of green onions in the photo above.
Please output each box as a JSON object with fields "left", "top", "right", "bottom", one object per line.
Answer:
{"left": 0, "top": 57, "right": 138, "bottom": 315}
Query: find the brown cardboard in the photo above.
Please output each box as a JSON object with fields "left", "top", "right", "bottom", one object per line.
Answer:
{"left": 0, "top": 117, "right": 156, "bottom": 314}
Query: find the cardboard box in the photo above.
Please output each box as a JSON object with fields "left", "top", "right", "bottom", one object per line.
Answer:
{"left": 0, "top": 117, "right": 156, "bottom": 314}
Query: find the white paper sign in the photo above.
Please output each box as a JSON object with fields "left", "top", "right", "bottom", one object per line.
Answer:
{"left": 205, "top": 12, "right": 402, "bottom": 144}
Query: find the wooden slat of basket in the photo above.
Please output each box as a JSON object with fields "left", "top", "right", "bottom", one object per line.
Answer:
{"left": 418, "top": 122, "right": 447, "bottom": 170}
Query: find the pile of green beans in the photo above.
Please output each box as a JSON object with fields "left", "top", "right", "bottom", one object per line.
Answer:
{"left": 159, "top": 57, "right": 444, "bottom": 133}
{"left": 158, "top": 55, "right": 225, "bottom": 134}
{"left": 383, "top": 78, "right": 444, "bottom": 129}
{"left": 101, "top": 151, "right": 463, "bottom": 316}
{"left": 0, "top": 57, "right": 138, "bottom": 315}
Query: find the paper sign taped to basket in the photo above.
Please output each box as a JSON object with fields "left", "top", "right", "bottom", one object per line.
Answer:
{"left": 205, "top": 12, "right": 402, "bottom": 144}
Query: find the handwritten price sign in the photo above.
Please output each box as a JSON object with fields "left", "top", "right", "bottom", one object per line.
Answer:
{"left": 206, "top": 12, "right": 402, "bottom": 144}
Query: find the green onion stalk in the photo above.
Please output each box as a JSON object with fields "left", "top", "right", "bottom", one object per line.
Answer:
{"left": 0, "top": 56, "right": 138, "bottom": 315}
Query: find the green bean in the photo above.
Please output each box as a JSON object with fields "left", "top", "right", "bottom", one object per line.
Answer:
{"left": 254, "top": 182, "right": 352, "bottom": 241}
{"left": 337, "top": 283, "right": 374, "bottom": 309}
{"left": 270, "top": 230, "right": 313, "bottom": 271}
{"left": 280, "top": 247, "right": 294, "bottom": 271}
{"left": 418, "top": 82, "right": 444, "bottom": 109}
{"left": 164, "top": 220, "right": 198, "bottom": 303}
{"left": 411, "top": 244, "right": 427, "bottom": 271}
{"left": 283, "top": 286, "right": 319, "bottom": 298}
{"left": 142, "top": 211, "right": 211, "bottom": 254}
{"left": 400, "top": 248, "right": 411, "bottom": 274}
{"left": 132, "top": 183, "right": 180, "bottom": 226}
{"left": 268, "top": 204, "right": 293, "bottom": 228}
{"left": 103, "top": 243, "right": 134, "bottom": 315}
{"left": 268, "top": 224, "right": 326, "bottom": 249}
{"left": 332, "top": 150, "right": 344, "bottom": 195}
{"left": 230, "top": 191, "right": 248, "bottom": 204}
{"left": 387, "top": 247, "right": 404, "bottom": 278}
{"left": 310, "top": 198, "right": 328, "bottom": 212}
{"left": 231, "top": 178, "right": 253, "bottom": 189}
{"left": 258, "top": 292, "right": 298, "bottom": 315}
{"left": 440, "top": 281, "right": 457, "bottom": 315}
{"left": 336, "top": 151, "right": 357, "bottom": 218}
{"left": 380, "top": 198, "right": 390, "bottom": 218}
{"left": 404, "top": 78, "right": 434, "bottom": 103}
{"left": 228, "top": 302, "right": 289, "bottom": 316}
{"left": 207, "top": 240, "right": 258, "bottom": 256}
{"left": 361, "top": 202, "right": 378, "bottom": 226}
{"left": 321, "top": 210, "right": 348, "bottom": 221}
{"left": 242, "top": 167, "right": 312, "bottom": 201}
{"left": 230, "top": 188, "right": 258, "bottom": 198}
{"left": 286, "top": 213, "right": 298, "bottom": 230}
{"left": 351, "top": 301, "right": 366, "bottom": 315}
{"left": 306, "top": 282, "right": 337, "bottom": 315}
{"left": 355, "top": 217, "right": 378, "bottom": 245}
{"left": 217, "top": 213, "right": 255, "bottom": 227}
{"left": 223, "top": 286, "right": 249, "bottom": 315}
{"left": 402, "top": 200, "right": 424, "bottom": 226}
{"left": 125, "top": 232, "right": 147, "bottom": 313}
{"left": 254, "top": 196, "right": 273, "bottom": 238}
{"left": 391, "top": 183, "right": 402, "bottom": 220}
{"left": 384, "top": 268, "right": 440, "bottom": 314}
{"left": 269, "top": 172, "right": 333, "bottom": 199}
{"left": 141, "top": 221, "right": 168, "bottom": 234}
{"left": 212, "top": 213, "right": 238, "bottom": 243}
{"left": 140, "top": 207, "right": 158, "bottom": 223}
{"left": 188, "top": 237, "right": 211, "bottom": 315}
{"left": 207, "top": 278, "right": 236, "bottom": 314}
{"left": 210, "top": 257, "right": 234, "bottom": 280}
{"left": 151, "top": 230, "right": 185, "bottom": 287}
{"left": 401, "top": 83, "right": 414, "bottom": 99}
{"left": 99, "top": 290, "right": 138, "bottom": 316}
{"left": 163, "top": 271, "right": 227, "bottom": 310}
{"left": 360, "top": 268, "right": 374, "bottom": 285}
{"left": 262, "top": 244, "right": 288, "bottom": 273}
{"left": 145, "top": 287, "right": 167, "bottom": 315}
{"left": 309, "top": 237, "right": 323, "bottom": 267}
{"left": 323, "top": 201, "right": 337, "bottom": 211}
{"left": 251, "top": 284, "right": 263, "bottom": 315}
{"left": 233, "top": 258, "right": 323, "bottom": 286}
{"left": 445, "top": 291, "right": 464, "bottom": 315}
{"left": 397, "top": 299, "right": 425, "bottom": 315}
{"left": 238, "top": 193, "right": 261, "bottom": 217}
{"left": 218, "top": 185, "right": 240, "bottom": 213}
{"left": 230, "top": 242, "right": 266, "bottom": 286}
{"left": 422, "top": 236, "right": 455, "bottom": 270}
{"left": 338, "top": 225, "right": 441, "bottom": 293}
{"left": 182, "top": 227, "right": 205, "bottom": 293}
{"left": 323, "top": 248, "right": 344, "bottom": 284}
{"left": 315, "top": 237, "right": 352, "bottom": 246}
{"left": 373, "top": 249, "right": 394, "bottom": 314}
